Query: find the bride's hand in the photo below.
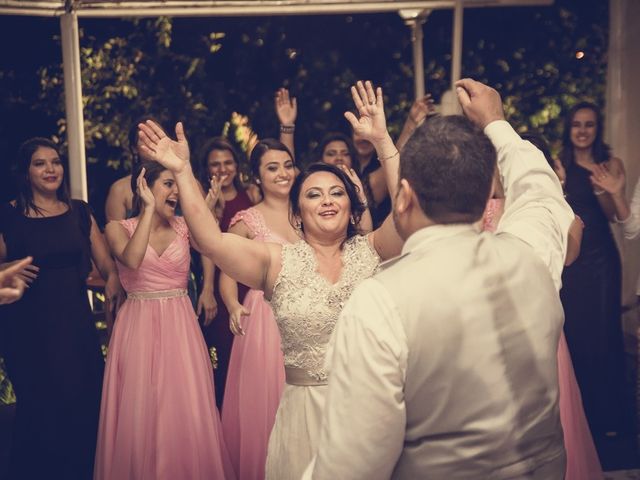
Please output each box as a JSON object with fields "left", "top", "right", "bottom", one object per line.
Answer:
{"left": 138, "top": 121, "right": 191, "bottom": 174}
{"left": 344, "top": 80, "right": 388, "bottom": 145}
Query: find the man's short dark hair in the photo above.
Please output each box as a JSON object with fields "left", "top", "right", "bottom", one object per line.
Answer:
{"left": 400, "top": 115, "right": 496, "bottom": 224}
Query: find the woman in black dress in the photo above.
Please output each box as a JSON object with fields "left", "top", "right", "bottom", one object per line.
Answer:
{"left": 559, "top": 102, "right": 633, "bottom": 440}
{"left": 0, "top": 138, "right": 122, "bottom": 479}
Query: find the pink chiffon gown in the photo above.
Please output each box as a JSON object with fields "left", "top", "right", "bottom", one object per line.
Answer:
{"left": 483, "top": 198, "right": 603, "bottom": 479}
{"left": 222, "top": 208, "right": 286, "bottom": 480}
{"left": 94, "top": 217, "right": 235, "bottom": 480}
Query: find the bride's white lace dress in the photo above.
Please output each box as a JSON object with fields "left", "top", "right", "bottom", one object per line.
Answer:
{"left": 265, "top": 235, "right": 380, "bottom": 480}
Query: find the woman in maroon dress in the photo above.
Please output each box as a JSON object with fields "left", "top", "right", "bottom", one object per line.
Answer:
{"left": 197, "top": 137, "right": 254, "bottom": 407}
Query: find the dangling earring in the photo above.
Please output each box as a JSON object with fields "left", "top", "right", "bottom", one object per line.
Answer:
{"left": 350, "top": 215, "right": 356, "bottom": 225}
{"left": 255, "top": 178, "right": 261, "bottom": 185}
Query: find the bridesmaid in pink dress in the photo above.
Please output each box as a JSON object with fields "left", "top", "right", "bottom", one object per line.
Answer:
{"left": 95, "top": 161, "right": 234, "bottom": 480}
{"left": 484, "top": 165, "right": 602, "bottom": 479}
{"left": 219, "top": 139, "right": 298, "bottom": 480}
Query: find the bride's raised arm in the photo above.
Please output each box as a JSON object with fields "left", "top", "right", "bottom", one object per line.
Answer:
{"left": 138, "top": 121, "right": 280, "bottom": 294}
{"left": 345, "top": 81, "right": 404, "bottom": 260}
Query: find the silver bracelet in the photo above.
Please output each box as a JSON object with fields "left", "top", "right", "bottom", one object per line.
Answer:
{"left": 280, "top": 124, "right": 295, "bottom": 134}
{"left": 593, "top": 189, "right": 606, "bottom": 196}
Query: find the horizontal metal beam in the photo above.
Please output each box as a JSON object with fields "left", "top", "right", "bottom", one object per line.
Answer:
{"left": 0, "top": 0, "right": 553, "bottom": 17}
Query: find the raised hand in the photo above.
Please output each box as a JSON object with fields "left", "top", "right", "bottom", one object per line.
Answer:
{"left": 590, "top": 162, "right": 625, "bottom": 196}
{"left": 454, "top": 78, "right": 505, "bottom": 129}
{"left": 408, "top": 94, "right": 435, "bottom": 127}
{"left": 344, "top": 81, "right": 389, "bottom": 146}
{"left": 138, "top": 121, "right": 191, "bottom": 174}
{"left": 275, "top": 88, "right": 297, "bottom": 126}
{"left": 229, "top": 304, "right": 250, "bottom": 336}
{"left": 136, "top": 168, "right": 156, "bottom": 212}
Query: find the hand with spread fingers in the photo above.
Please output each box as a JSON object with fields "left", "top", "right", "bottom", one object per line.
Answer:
{"left": 454, "top": 78, "right": 505, "bottom": 129}
{"left": 138, "top": 121, "right": 191, "bottom": 174}
{"left": 229, "top": 304, "right": 250, "bottom": 336}
{"left": 590, "top": 162, "right": 625, "bottom": 196}
{"left": 0, "top": 256, "right": 32, "bottom": 305}
{"left": 344, "top": 80, "right": 389, "bottom": 146}
{"left": 275, "top": 88, "right": 298, "bottom": 126}
{"left": 2, "top": 256, "right": 38, "bottom": 287}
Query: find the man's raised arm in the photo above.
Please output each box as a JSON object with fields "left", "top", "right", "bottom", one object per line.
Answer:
{"left": 456, "top": 79, "right": 574, "bottom": 290}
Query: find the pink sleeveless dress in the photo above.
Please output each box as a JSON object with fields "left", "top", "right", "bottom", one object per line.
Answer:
{"left": 483, "top": 198, "right": 603, "bottom": 479}
{"left": 222, "top": 208, "right": 286, "bottom": 480}
{"left": 94, "top": 217, "right": 235, "bottom": 480}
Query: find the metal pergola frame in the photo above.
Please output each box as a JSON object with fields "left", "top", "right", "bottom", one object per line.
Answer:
{"left": 0, "top": 0, "right": 552, "bottom": 199}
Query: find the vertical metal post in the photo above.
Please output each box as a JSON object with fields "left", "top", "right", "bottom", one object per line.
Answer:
{"left": 451, "top": 0, "right": 464, "bottom": 88}
{"left": 400, "top": 9, "right": 429, "bottom": 100}
{"left": 606, "top": 0, "right": 640, "bottom": 305}
{"left": 60, "top": 11, "right": 88, "bottom": 201}
{"left": 410, "top": 17, "right": 426, "bottom": 99}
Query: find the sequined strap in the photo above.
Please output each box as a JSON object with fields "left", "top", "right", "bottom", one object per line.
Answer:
{"left": 285, "top": 367, "right": 328, "bottom": 386}
{"left": 127, "top": 288, "right": 188, "bottom": 300}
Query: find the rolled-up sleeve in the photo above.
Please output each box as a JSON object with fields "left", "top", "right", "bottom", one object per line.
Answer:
{"left": 487, "top": 120, "right": 575, "bottom": 291}
{"left": 304, "top": 278, "right": 408, "bottom": 480}
{"left": 623, "top": 178, "right": 640, "bottom": 240}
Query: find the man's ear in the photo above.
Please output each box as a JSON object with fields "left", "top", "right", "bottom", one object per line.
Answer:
{"left": 395, "top": 178, "right": 414, "bottom": 214}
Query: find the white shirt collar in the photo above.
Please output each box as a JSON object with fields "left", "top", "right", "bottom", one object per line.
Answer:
{"left": 401, "top": 223, "right": 478, "bottom": 256}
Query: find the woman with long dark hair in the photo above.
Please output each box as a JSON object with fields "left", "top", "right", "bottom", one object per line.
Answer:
{"left": 95, "top": 161, "right": 234, "bottom": 480}
{"left": 219, "top": 138, "right": 297, "bottom": 480}
{"left": 0, "top": 137, "right": 122, "bottom": 479}
{"left": 559, "top": 102, "right": 634, "bottom": 442}
{"left": 196, "top": 136, "right": 255, "bottom": 406}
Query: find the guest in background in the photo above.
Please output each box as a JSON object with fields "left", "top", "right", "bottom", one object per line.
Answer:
{"left": 559, "top": 102, "right": 635, "bottom": 442}
{"left": 196, "top": 136, "right": 255, "bottom": 407}
{"left": 0, "top": 137, "right": 122, "bottom": 479}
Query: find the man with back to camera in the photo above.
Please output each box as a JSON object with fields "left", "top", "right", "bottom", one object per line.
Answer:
{"left": 304, "top": 78, "right": 575, "bottom": 479}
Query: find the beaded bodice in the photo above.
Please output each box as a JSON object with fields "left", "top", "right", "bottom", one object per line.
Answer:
{"left": 270, "top": 235, "right": 380, "bottom": 382}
